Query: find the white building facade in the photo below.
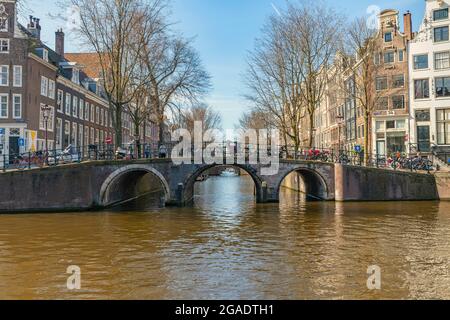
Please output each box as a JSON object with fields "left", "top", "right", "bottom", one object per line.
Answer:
{"left": 409, "top": 0, "right": 450, "bottom": 155}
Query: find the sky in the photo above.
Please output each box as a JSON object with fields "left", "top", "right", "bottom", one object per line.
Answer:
{"left": 22, "top": 0, "right": 426, "bottom": 129}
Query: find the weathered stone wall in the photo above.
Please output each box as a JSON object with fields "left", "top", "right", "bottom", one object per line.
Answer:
{"left": 334, "top": 164, "right": 439, "bottom": 201}
{"left": 434, "top": 172, "right": 450, "bottom": 200}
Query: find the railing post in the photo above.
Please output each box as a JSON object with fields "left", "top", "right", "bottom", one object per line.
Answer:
{"left": 2, "top": 153, "right": 5, "bottom": 172}
{"left": 28, "top": 151, "right": 31, "bottom": 170}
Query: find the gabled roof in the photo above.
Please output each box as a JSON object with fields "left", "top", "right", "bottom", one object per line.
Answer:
{"left": 65, "top": 53, "right": 103, "bottom": 79}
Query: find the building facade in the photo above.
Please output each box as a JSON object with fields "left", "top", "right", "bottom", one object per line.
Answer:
{"left": 0, "top": 0, "right": 114, "bottom": 165}
{"left": 409, "top": 0, "right": 450, "bottom": 155}
{"left": 371, "top": 9, "right": 413, "bottom": 157}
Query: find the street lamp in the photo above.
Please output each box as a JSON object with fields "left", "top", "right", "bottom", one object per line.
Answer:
{"left": 336, "top": 114, "right": 344, "bottom": 154}
{"left": 41, "top": 104, "right": 51, "bottom": 162}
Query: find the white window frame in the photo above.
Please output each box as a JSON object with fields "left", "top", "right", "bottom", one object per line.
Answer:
{"left": 72, "top": 96, "right": 78, "bottom": 118}
{"left": 0, "top": 39, "right": 9, "bottom": 54}
{"left": 48, "top": 79, "right": 55, "bottom": 99}
{"left": 0, "top": 93, "right": 8, "bottom": 118}
{"left": 434, "top": 51, "right": 450, "bottom": 70}
{"left": 13, "top": 65, "right": 22, "bottom": 87}
{"left": 41, "top": 76, "right": 48, "bottom": 97}
{"left": 43, "top": 49, "right": 49, "bottom": 62}
{"left": 0, "top": 16, "right": 8, "bottom": 32}
{"left": 65, "top": 93, "right": 71, "bottom": 115}
{"left": 12, "top": 94, "right": 22, "bottom": 119}
{"left": 79, "top": 99, "right": 84, "bottom": 120}
{"left": 57, "top": 90, "right": 64, "bottom": 113}
{"left": 0, "top": 65, "right": 8, "bottom": 86}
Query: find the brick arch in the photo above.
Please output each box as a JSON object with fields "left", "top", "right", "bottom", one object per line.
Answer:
{"left": 99, "top": 164, "right": 170, "bottom": 207}
{"left": 182, "top": 164, "right": 265, "bottom": 205}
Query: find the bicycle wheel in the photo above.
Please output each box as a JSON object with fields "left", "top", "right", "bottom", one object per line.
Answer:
{"left": 14, "top": 158, "right": 26, "bottom": 171}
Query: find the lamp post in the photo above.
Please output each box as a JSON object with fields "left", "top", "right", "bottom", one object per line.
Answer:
{"left": 336, "top": 114, "right": 344, "bottom": 154}
{"left": 41, "top": 104, "right": 51, "bottom": 163}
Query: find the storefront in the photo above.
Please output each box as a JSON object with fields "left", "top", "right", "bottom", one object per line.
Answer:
{"left": 373, "top": 118, "right": 408, "bottom": 156}
{"left": 0, "top": 124, "right": 27, "bottom": 165}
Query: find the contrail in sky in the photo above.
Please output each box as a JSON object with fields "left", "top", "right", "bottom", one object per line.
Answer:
{"left": 271, "top": 3, "right": 281, "bottom": 16}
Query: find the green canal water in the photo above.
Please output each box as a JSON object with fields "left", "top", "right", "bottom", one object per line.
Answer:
{"left": 0, "top": 176, "right": 449, "bottom": 299}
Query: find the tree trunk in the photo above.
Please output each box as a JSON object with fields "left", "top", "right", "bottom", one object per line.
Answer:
{"left": 113, "top": 104, "right": 123, "bottom": 147}
{"left": 308, "top": 111, "right": 314, "bottom": 149}
{"left": 364, "top": 114, "right": 370, "bottom": 166}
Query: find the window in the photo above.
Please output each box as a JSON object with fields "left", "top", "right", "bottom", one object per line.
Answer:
{"left": 393, "top": 75, "right": 405, "bottom": 88}
{"left": 0, "top": 39, "right": 9, "bottom": 53}
{"left": 96, "top": 106, "right": 100, "bottom": 124}
{"left": 384, "top": 51, "right": 395, "bottom": 64}
{"left": 48, "top": 80, "right": 55, "bottom": 99}
{"left": 384, "top": 32, "right": 392, "bottom": 42}
{"left": 0, "top": 65, "right": 8, "bottom": 86}
{"left": 71, "top": 122, "right": 77, "bottom": 146}
{"left": 84, "top": 102, "right": 90, "bottom": 120}
{"left": 13, "top": 94, "right": 21, "bottom": 119}
{"left": 386, "top": 120, "right": 396, "bottom": 129}
{"left": 84, "top": 127, "right": 89, "bottom": 148}
{"left": 376, "top": 121, "right": 385, "bottom": 131}
{"left": 57, "top": 90, "right": 63, "bottom": 112}
{"left": 436, "top": 77, "right": 450, "bottom": 97}
{"left": 41, "top": 76, "right": 48, "bottom": 96}
{"left": 414, "top": 54, "right": 428, "bottom": 69}
{"left": 64, "top": 121, "right": 70, "bottom": 148}
{"left": 377, "top": 97, "right": 389, "bottom": 110}
{"left": 90, "top": 104, "right": 95, "bottom": 122}
{"left": 0, "top": 94, "right": 7, "bottom": 118}
{"left": 437, "top": 109, "right": 450, "bottom": 144}
{"left": 376, "top": 77, "right": 388, "bottom": 91}
{"left": 72, "top": 69, "right": 79, "bottom": 84}
{"left": 434, "top": 26, "right": 449, "bottom": 42}
{"left": 56, "top": 118, "right": 62, "bottom": 149}
{"left": 90, "top": 127, "right": 94, "bottom": 145}
{"left": 65, "top": 93, "right": 71, "bottom": 115}
{"left": 13, "top": 66, "right": 22, "bottom": 87}
{"left": 100, "top": 108, "right": 104, "bottom": 126}
{"left": 398, "top": 49, "right": 404, "bottom": 62}
{"left": 374, "top": 52, "right": 381, "bottom": 65}
{"left": 42, "top": 49, "right": 48, "bottom": 62}
{"left": 414, "top": 79, "right": 430, "bottom": 99}
{"left": 78, "top": 124, "right": 83, "bottom": 149}
{"left": 79, "top": 99, "right": 84, "bottom": 120}
{"left": 435, "top": 51, "right": 450, "bottom": 69}
{"left": 392, "top": 95, "right": 405, "bottom": 109}
{"left": 73, "top": 96, "right": 78, "bottom": 117}
{"left": 434, "top": 8, "right": 449, "bottom": 21}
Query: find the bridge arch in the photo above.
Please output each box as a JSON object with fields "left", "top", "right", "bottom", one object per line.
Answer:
{"left": 182, "top": 164, "right": 265, "bottom": 205}
{"left": 277, "top": 167, "right": 330, "bottom": 201}
{"left": 99, "top": 164, "right": 170, "bottom": 208}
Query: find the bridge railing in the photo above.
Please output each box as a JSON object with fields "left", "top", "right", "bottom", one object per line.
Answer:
{"left": 1, "top": 142, "right": 435, "bottom": 173}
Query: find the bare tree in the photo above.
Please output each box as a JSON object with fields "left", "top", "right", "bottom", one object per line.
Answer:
{"left": 172, "top": 103, "right": 222, "bottom": 134}
{"left": 245, "top": 1, "right": 345, "bottom": 153}
{"left": 141, "top": 31, "right": 212, "bottom": 146}
{"left": 343, "top": 17, "right": 381, "bottom": 164}
{"left": 68, "top": 0, "right": 168, "bottom": 146}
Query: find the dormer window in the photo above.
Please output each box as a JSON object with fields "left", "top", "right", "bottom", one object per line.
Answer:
{"left": 0, "top": 4, "right": 7, "bottom": 32}
{"left": 72, "top": 68, "right": 80, "bottom": 84}
{"left": 43, "top": 49, "right": 48, "bottom": 62}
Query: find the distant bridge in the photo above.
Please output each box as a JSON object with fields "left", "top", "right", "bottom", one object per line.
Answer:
{"left": 0, "top": 157, "right": 441, "bottom": 213}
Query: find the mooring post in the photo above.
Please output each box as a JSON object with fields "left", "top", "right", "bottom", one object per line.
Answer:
{"left": 262, "top": 181, "right": 268, "bottom": 203}
{"left": 176, "top": 183, "right": 184, "bottom": 206}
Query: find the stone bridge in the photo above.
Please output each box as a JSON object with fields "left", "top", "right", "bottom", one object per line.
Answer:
{"left": 0, "top": 159, "right": 442, "bottom": 213}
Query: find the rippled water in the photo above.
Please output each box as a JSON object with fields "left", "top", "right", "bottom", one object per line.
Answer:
{"left": 0, "top": 176, "right": 450, "bottom": 300}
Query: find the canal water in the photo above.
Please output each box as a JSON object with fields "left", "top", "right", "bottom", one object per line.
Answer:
{"left": 0, "top": 175, "right": 449, "bottom": 299}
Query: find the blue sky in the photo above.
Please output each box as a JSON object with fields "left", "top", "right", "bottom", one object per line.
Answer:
{"left": 24, "top": 0, "right": 425, "bottom": 128}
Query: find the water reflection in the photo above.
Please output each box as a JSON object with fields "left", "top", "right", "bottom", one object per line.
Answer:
{"left": 0, "top": 176, "right": 449, "bottom": 299}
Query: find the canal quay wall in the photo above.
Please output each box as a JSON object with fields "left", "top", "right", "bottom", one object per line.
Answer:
{"left": 0, "top": 160, "right": 445, "bottom": 213}
{"left": 334, "top": 164, "right": 440, "bottom": 202}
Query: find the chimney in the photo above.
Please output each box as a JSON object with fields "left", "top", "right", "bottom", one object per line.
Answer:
{"left": 27, "top": 15, "right": 41, "bottom": 40}
{"left": 404, "top": 11, "right": 413, "bottom": 41}
{"left": 55, "top": 29, "right": 65, "bottom": 57}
